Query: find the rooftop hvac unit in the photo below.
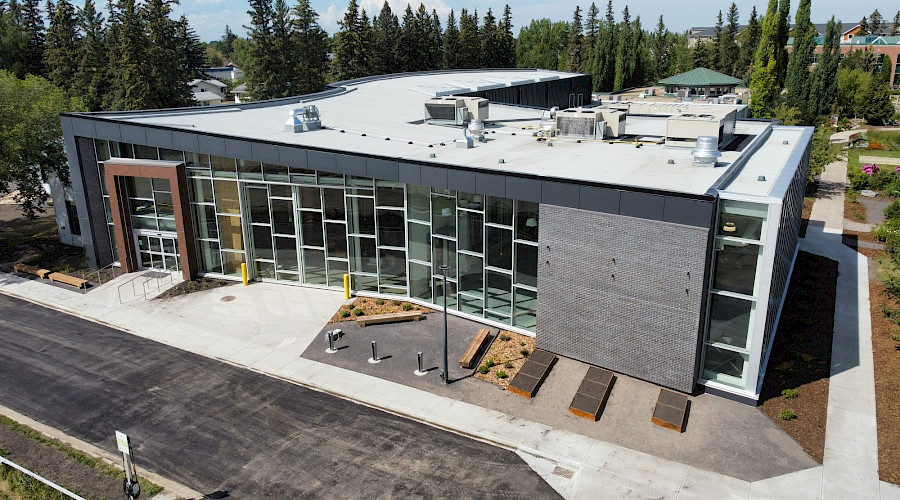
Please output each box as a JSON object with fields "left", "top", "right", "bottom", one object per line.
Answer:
{"left": 556, "top": 109, "right": 605, "bottom": 140}
{"left": 599, "top": 109, "right": 626, "bottom": 138}
{"left": 665, "top": 109, "right": 736, "bottom": 148}
{"left": 284, "top": 105, "right": 321, "bottom": 133}
{"left": 424, "top": 96, "right": 489, "bottom": 126}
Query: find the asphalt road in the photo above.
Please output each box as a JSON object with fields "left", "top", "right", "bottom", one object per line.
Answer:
{"left": 0, "top": 294, "right": 560, "bottom": 499}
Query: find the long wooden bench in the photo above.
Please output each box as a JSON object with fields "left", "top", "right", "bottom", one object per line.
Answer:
{"left": 356, "top": 310, "right": 422, "bottom": 327}
{"left": 13, "top": 263, "right": 51, "bottom": 279}
{"left": 47, "top": 272, "right": 89, "bottom": 289}
{"left": 459, "top": 328, "right": 492, "bottom": 369}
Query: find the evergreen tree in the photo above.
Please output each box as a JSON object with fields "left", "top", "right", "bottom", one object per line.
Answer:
{"left": 711, "top": 10, "right": 723, "bottom": 71}
{"left": 359, "top": 9, "right": 375, "bottom": 74}
{"left": 585, "top": 3, "right": 598, "bottom": 48}
{"left": 175, "top": 15, "right": 204, "bottom": 80}
{"left": 75, "top": 0, "right": 105, "bottom": 110}
{"left": 859, "top": 77, "right": 893, "bottom": 124}
{"left": 428, "top": 9, "right": 442, "bottom": 70}
{"left": 497, "top": 5, "right": 515, "bottom": 68}
{"left": 652, "top": 15, "right": 669, "bottom": 80}
{"left": 774, "top": 0, "right": 791, "bottom": 87}
{"left": 268, "top": 0, "right": 294, "bottom": 97}
{"left": 515, "top": 18, "right": 568, "bottom": 70}
{"left": 858, "top": 16, "right": 868, "bottom": 36}
{"left": 19, "top": 0, "right": 45, "bottom": 76}
{"left": 869, "top": 9, "right": 883, "bottom": 35}
{"left": 456, "top": 8, "right": 479, "bottom": 69}
{"left": 372, "top": 1, "right": 399, "bottom": 75}
{"left": 45, "top": 0, "right": 79, "bottom": 92}
{"left": 612, "top": 6, "right": 630, "bottom": 90}
{"left": 629, "top": 16, "right": 645, "bottom": 87}
{"left": 414, "top": 5, "right": 438, "bottom": 70}
{"left": 331, "top": 0, "right": 370, "bottom": 80}
{"left": 292, "top": 0, "right": 327, "bottom": 94}
{"left": 738, "top": 6, "right": 759, "bottom": 82}
{"left": 100, "top": 0, "right": 120, "bottom": 109}
{"left": 398, "top": 4, "right": 422, "bottom": 72}
{"left": 442, "top": 9, "right": 459, "bottom": 69}
{"left": 246, "top": 0, "right": 277, "bottom": 98}
{"left": 891, "top": 11, "right": 899, "bottom": 36}
{"left": 785, "top": 0, "right": 814, "bottom": 121}
{"left": 222, "top": 25, "right": 236, "bottom": 56}
{"left": 749, "top": 0, "right": 781, "bottom": 117}
{"left": 720, "top": 4, "right": 738, "bottom": 76}
{"left": 114, "top": 0, "right": 149, "bottom": 109}
{"left": 809, "top": 18, "right": 841, "bottom": 117}
{"left": 480, "top": 8, "right": 500, "bottom": 68}
{"left": 143, "top": 0, "right": 191, "bottom": 108}
{"left": 693, "top": 41, "right": 712, "bottom": 70}
{"left": 566, "top": 6, "right": 583, "bottom": 72}
{"left": 594, "top": 0, "right": 616, "bottom": 91}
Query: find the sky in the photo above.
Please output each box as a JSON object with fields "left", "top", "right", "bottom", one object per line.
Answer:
{"left": 169, "top": 0, "right": 882, "bottom": 44}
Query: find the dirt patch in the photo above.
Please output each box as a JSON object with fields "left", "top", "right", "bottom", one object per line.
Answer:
{"left": 473, "top": 331, "right": 536, "bottom": 389}
{"left": 799, "top": 197, "right": 814, "bottom": 237}
{"left": 329, "top": 297, "right": 434, "bottom": 323}
{"left": 154, "top": 276, "right": 234, "bottom": 300}
{"left": 846, "top": 197, "right": 868, "bottom": 223}
{"left": 758, "top": 251, "right": 838, "bottom": 464}
{"left": 871, "top": 280, "right": 900, "bottom": 485}
{"left": 0, "top": 205, "right": 85, "bottom": 275}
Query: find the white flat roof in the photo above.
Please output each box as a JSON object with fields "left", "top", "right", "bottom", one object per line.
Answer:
{"left": 92, "top": 70, "right": 807, "bottom": 198}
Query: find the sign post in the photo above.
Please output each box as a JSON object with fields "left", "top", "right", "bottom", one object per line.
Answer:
{"left": 115, "top": 431, "right": 141, "bottom": 500}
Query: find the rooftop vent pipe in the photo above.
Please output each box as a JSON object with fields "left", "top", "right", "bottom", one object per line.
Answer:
{"left": 691, "top": 135, "right": 721, "bottom": 167}
{"left": 284, "top": 105, "right": 321, "bottom": 133}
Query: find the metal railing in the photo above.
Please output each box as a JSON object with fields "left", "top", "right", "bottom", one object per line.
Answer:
{"left": 117, "top": 270, "right": 177, "bottom": 304}
{"left": 0, "top": 455, "right": 88, "bottom": 500}
{"left": 79, "top": 262, "right": 121, "bottom": 287}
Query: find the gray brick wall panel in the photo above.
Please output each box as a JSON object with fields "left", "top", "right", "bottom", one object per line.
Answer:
{"left": 475, "top": 172, "right": 505, "bottom": 197}
{"left": 278, "top": 146, "right": 307, "bottom": 168}
{"left": 620, "top": 191, "right": 665, "bottom": 220}
{"left": 309, "top": 150, "right": 337, "bottom": 172}
{"left": 197, "top": 135, "right": 225, "bottom": 156}
{"left": 336, "top": 153, "right": 367, "bottom": 176}
{"left": 663, "top": 197, "right": 714, "bottom": 227}
{"left": 536, "top": 204, "right": 709, "bottom": 392}
{"left": 72, "top": 118, "right": 96, "bottom": 138}
{"left": 119, "top": 124, "right": 147, "bottom": 146}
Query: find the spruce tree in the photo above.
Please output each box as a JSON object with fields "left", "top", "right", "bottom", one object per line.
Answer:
{"left": 629, "top": 16, "right": 644, "bottom": 87}
{"left": 566, "top": 6, "right": 583, "bottom": 72}
{"left": 774, "top": 0, "right": 791, "bottom": 87}
{"left": 398, "top": 5, "right": 421, "bottom": 72}
{"left": 143, "top": 0, "right": 188, "bottom": 108}
{"left": 442, "top": 9, "right": 459, "bottom": 69}
{"left": 372, "top": 1, "right": 399, "bottom": 75}
{"left": 414, "top": 5, "right": 438, "bottom": 70}
{"left": 428, "top": 9, "right": 442, "bottom": 70}
{"left": 246, "top": 0, "right": 279, "bottom": 99}
{"left": 269, "top": 0, "right": 294, "bottom": 97}
{"left": 480, "top": 8, "right": 500, "bottom": 68}
{"left": 456, "top": 8, "right": 479, "bottom": 69}
{"left": 45, "top": 0, "right": 80, "bottom": 92}
{"left": 612, "top": 6, "right": 630, "bottom": 91}
{"left": 332, "top": 0, "right": 369, "bottom": 80}
{"left": 711, "top": 10, "right": 723, "bottom": 71}
{"left": 585, "top": 3, "right": 598, "bottom": 48}
{"left": 114, "top": 0, "right": 149, "bottom": 109}
{"left": 720, "top": 4, "right": 738, "bottom": 76}
{"left": 809, "top": 18, "right": 841, "bottom": 117}
{"left": 75, "top": 0, "right": 105, "bottom": 110}
{"left": 292, "top": 0, "right": 327, "bottom": 94}
{"left": 785, "top": 0, "right": 814, "bottom": 121}
{"left": 497, "top": 5, "right": 515, "bottom": 68}
{"left": 891, "top": 11, "right": 899, "bottom": 36}
{"left": 738, "top": 7, "right": 759, "bottom": 82}
{"left": 869, "top": 10, "right": 883, "bottom": 35}
{"left": 749, "top": 0, "right": 780, "bottom": 117}
{"left": 594, "top": 0, "right": 616, "bottom": 91}
{"left": 652, "top": 15, "right": 669, "bottom": 80}
{"left": 19, "top": 0, "right": 45, "bottom": 76}
{"left": 858, "top": 16, "right": 869, "bottom": 36}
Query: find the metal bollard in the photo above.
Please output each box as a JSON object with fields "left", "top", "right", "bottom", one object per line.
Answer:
{"left": 327, "top": 331, "right": 336, "bottom": 353}
{"left": 414, "top": 351, "right": 426, "bottom": 376}
{"left": 368, "top": 340, "right": 380, "bottom": 364}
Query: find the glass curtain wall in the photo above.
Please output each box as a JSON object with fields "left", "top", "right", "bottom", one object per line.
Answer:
{"left": 92, "top": 140, "right": 540, "bottom": 333}
{"left": 701, "top": 200, "right": 768, "bottom": 389}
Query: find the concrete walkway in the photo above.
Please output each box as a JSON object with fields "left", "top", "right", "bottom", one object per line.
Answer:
{"left": 1, "top": 159, "right": 899, "bottom": 497}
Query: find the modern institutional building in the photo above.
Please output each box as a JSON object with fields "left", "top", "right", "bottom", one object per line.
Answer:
{"left": 56, "top": 69, "right": 811, "bottom": 404}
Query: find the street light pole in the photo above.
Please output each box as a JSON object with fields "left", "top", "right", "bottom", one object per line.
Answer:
{"left": 440, "top": 264, "right": 449, "bottom": 384}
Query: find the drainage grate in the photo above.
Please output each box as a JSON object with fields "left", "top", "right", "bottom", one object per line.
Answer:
{"left": 552, "top": 466, "right": 574, "bottom": 479}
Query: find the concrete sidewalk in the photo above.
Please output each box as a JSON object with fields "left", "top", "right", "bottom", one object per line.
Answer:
{"left": 1, "top": 158, "right": 899, "bottom": 498}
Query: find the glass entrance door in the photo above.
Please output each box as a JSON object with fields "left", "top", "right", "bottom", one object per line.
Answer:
{"left": 134, "top": 230, "right": 180, "bottom": 271}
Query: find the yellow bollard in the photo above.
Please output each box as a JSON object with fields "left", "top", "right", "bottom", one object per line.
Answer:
{"left": 343, "top": 273, "right": 350, "bottom": 299}
{"left": 241, "top": 262, "right": 248, "bottom": 286}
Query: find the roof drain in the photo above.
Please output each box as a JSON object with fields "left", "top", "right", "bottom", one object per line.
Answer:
{"left": 691, "top": 135, "right": 721, "bottom": 167}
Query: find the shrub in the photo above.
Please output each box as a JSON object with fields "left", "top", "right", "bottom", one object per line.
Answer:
{"left": 497, "top": 370, "right": 508, "bottom": 379}
{"left": 519, "top": 341, "right": 526, "bottom": 346}
{"left": 477, "top": 364, "right": 489, "bottom": 374}
{"left": 778, "top": 409, "right": 797, "bottom": 420}
{"left": 401, "top": 303, "right": 412, "bottom": 311}
{"left": 486, "top": 358, "right": 496, "bottom": 368}
{"left": 892, "top": 332, "right": 900, "bottom": 342}
{"left": 504, "top": 361, "right": 514, "bottom": 369}
{"left": 376, "top": 299, "right": 385, "bottom": 305}
{"left": 340, "top": 310, "right": 351, "bottom": 318}
{"left": 520, "top": 348, "right": 530, "bottom": 356}
{"left": 353, "top": 308, "right": 364, "bottom": 316}
{"left": 391, "top": 300, "right": 402, "bottom": 306}
{"left": 500, "top": 333, "right": 511, "bottom": 341}
{"left": 886, "top": 201, "right": 900, "bottom": 221}
{"left": 781, "top": 389, "right": 799, "bottom": 400}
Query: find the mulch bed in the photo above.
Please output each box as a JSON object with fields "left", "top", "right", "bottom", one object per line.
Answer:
{"left": 473, "top": 330, "right": 535, "bottom": 389}
{"left": 799, "top": 197, "right": 814, "bottom": 237}
{"left": 870, "top": 280, "right": 900, "bottom": 485}
{"left": 154, "top": 276, "right": 234, "bottom": 299}
{"left": 842, "top": 230, "right": 884, "bottom": 258}
{"left": 845, "top": 198, "right": 868, "bottom": 223}
{"left": 328, "top": 297, "right": 434, "bottom": 323}
{"left": 758, "top": 251, "right": 838, "bottom": 464}
{"left": 0, "top": 207, "right": 85, "bottom": 275}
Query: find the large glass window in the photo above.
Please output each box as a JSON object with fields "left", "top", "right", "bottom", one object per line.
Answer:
{"left": 347, "top": 197, "right": 375, "bottom": 234}
{"left": 718, "top": 201, "right": 767, "bottom": 240}
{"left": 515, "top": 201, "right": 539, "bottom": 242}
{"left": 299, "top": 187, "right": 321, "bottom": 209}
{"left": 271, "top": 199, "right": 295, "bottom": 235}
{"left": 379, "top": 249, "right": 407, "bottom": 287}
{"left": 408, "top": 185, "right": 430, "bottom": 222}
{"left": 432, "top": 195, "right": 455, "bottom": 237}
{"left": 708, "top": 294, "right": 753, "bottom": 349}
{"left": 487, "top": 196, "right": 513, "bottom": 226}
{"left": 303, "top": 248, "right": 327, "bottom": 284}
{"left": 191, "top": 178, "right": 214, "bottom": 204}
{"left": 459, "top": 253, "right": 483, "bottom": 295}
{"left": 326, "top": 222, "right": 347, "bottom": 258}
{"left": 275, "top": 236, "right": 298, "bottom": 271}
{"left": 410, "top": 262, "right": 431, "bottom": 301}
{"left": 218, "top": 215, "right": 244, "bottom": 250}
{"left": 214, "top": 180, "right": 241, "bottom": 214}
{"left": 193, "top": 204, "right": 218, "bottom": 239}
{"left": 349, "top": 236, "right": 377, "bottom": 273}
{"left": 300, "top": 211, "right": 324, "bottom": 247}
{"left": 323, "top": 189, "right": 345, "bottom": 220}
{"left": 486, "top": 270, "right": 512, "bottom": 314}
{"left": 513, "top": 287, "right": 537, "bottom": 330}
{"left": 703, "top": 346, "right": 749, "bottom": 388}
{"left": 247, "top": 187, "right": 269, "bottom": 224}
{"left": 408, "top": 222, "right": 431, "bottom": 262}
{"left": 713, "top": 241, "right": 760, "bottom": 296}
{"left": 433, "top": 238, "right": 456, "bottom": 278}
{"left": 377, "top": 209, "right": 405, "bottom": 247}
{"left": 376, "top": 181, "right": 404, "bottom": 207}
{"left": 486, "top": 226, "right": 512, "bottom": 270}
{"left": 458, "top": 210, "right": 483, "bottom": 254}
{"left": 515, "top": 243, "right": 538, "bottom": 288}
{"left": 211, "top": 155, "right": 237, "bottom": 178}
{"left": 198, "top": 240, "right": 222, "bottom": 274}
{"left": 251, "top": 225, "right": 273, "bottom": 260}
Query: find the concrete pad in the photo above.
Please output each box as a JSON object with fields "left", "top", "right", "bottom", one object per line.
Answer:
{"left": 385, "top": 386, "right": 443, "bottom": 420}
{"left": 465, "top": 409, "right": 535, "bottom": 448}
{"left": 518, "top": 423, "right": 576, "bottom": 458}
{"left": 350, "top": 376, "right": 407, "bottom": 408}
{"left": 748, "top": 466, "right": 822, "bottom": 500}
{"left": 251, "top": 346, "right": 305, "bottom": 373}
{"left": 822, "top": 467, "right": 879, "bottom": 500}
{"left": 881, "top": 481, "right": 900, "bottom": 500}
{"left": 678, "top": 467, "right": 750, "bottom": 500}
{"left": 580, "top": 440, "right": 618, "bottom": 469}
{"left": 311, "top": 365, "right": 376, "bottom": 397}
{"left": 574, "top": 467, "right": 678, "bottom": 500}
{"left": 425, "top": 398, "right": 486, "bottom": 431}
{"left": 560, "top": 434, "right": 594, "bottom": 465}
{"left": 600, "top": 447, "right": 689, "bottom": 492}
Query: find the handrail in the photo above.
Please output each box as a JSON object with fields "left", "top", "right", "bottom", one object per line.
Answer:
{"left": 0, "top": 455, "right": 88, "bottom": 500}
{"left": 117, "top": 271, "right": 148, "bottom": 304}
{"left": 80, "top": 262, "right": 120, "bottom": 286}
{"left": 142, "top": 270, "right": 174, "bottom": 299}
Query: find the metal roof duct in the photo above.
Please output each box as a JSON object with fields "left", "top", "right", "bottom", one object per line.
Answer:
{"left": 691, "top": 136, "right": 722, "bottom": 167}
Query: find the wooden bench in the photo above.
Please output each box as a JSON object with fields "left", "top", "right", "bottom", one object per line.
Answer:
{"left": 459, "top": 328, "right": 492, "bottom": 369}
{"left": 13, "top": 263, "right": 51, "bottom": 279}
{"left": 569, "top": 367, "right": 614, "bottom": 421}
{"left": 47, "top": 272, "right": 89, "bottom": 289}
{"left": 356, "top": 310, "right": 422, "bottom": 327}
{"left": 651, "top": 389, "right": 689, "bottom": 432}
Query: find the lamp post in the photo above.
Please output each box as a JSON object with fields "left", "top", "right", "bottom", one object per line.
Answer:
{"left": 440, "top": 264, "right": 449, "bottom": 384}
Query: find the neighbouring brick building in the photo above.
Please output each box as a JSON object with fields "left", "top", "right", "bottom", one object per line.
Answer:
{"left": 55, "top": 69, "right": 812, "bottom": 404}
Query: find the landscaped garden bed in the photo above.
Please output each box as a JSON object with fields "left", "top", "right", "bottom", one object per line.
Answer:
{"left": 328, "top": 297, "right": 433, "bottom": 323}
{"left": 758, "top": 251, "right": 837, "bottom": 464}
{"left": 154, "top": 277, "right": 234, "bottom": 299}
{"left": 473, "top": 330, "right": 535, "bottom": 389}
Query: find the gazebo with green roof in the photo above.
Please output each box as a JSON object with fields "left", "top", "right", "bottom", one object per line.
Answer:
{"left": 658, "top": 67, "right": 743, "bottom": 97}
